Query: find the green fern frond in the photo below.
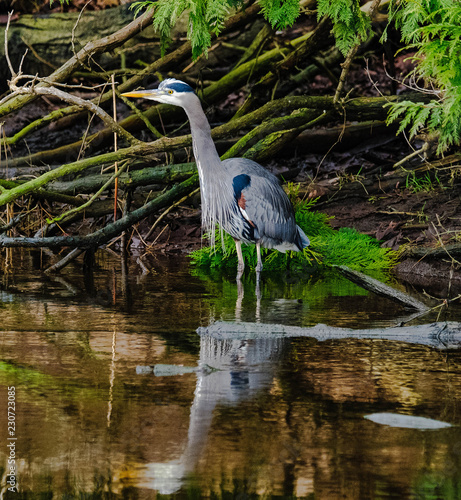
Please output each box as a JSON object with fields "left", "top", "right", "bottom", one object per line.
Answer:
{"left": 259, "top": 0, "right": 301, "bottom": 30}
{"left": 317, "top": 0, "right": 372, "bottom": 55}
{"left": 385, "top": 0, "right": 461, "bottom": 154}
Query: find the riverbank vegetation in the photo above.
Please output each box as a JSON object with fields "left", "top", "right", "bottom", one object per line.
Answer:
{"left": 1, "top": 0, "right": 460, "bottom": 276}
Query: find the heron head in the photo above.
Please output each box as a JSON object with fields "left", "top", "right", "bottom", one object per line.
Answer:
{"left": 121, "top": 78, "right": 197, "bottom": 107}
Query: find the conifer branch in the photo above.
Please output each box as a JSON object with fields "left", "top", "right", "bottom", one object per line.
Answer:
{"left": 333, "top": 0, "right": 382, "bottom": 104}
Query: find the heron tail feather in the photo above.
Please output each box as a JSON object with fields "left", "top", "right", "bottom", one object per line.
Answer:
{"left": 296, "top": 225, "right": 310, "bottom": 250}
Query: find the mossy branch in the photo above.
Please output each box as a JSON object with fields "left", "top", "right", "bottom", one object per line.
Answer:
{"left": 47, "top": 161, "right": 129, "bottom": 225}
{"left": 1, "top": 3, "right": 260, "bottom": 147}
{"left": 0, "top": 92, "right": 434, "bottom": 208}
{"left": 0, "top": 174, "right": 199, "bottom": 249}
{"left": 223, "top": 108, "right": 324, "bottom": 159}
{"left": 47, "top": 162, "right": 197, "bottom": 195}
{"left": 0, "top": 134, "right": 191, "bottom": 207}
{"left": 9, "top": 82, "right": 139, "bottom": 146}
{"left": 0, "top": 8, "right": 155, "bottom": 118}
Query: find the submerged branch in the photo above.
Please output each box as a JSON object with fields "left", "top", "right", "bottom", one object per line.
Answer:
{"left": 198, "top": 321, "right": 461, "bottom": 350}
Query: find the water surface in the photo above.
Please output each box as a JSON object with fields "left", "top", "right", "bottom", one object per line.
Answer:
{"left": 1, "top": 250, "right": 460, "bottom": 499}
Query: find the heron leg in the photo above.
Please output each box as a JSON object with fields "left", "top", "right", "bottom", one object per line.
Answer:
{"left": 235, "top": 239, "right": 244, "bottom": 280}
{"left": 255, "top": 241, "right": 263, "bottom": 273}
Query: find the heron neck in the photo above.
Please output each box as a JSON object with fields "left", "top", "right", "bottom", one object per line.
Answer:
{"left": 183, "top": 98, "right": 236, "bottom": 242}
{"left": 184, "top": 101, "right": 223, "bottom": 174}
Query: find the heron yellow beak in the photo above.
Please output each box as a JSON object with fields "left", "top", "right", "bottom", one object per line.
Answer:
{"left": 121, "top": 90, "right": 163, "bottom": 98}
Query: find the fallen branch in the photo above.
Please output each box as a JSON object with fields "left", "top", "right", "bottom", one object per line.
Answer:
{"left": 402, "top": 243, "right": 461, "bottom": 260}
{"left": 3, "top": 92, "right": 431, "bottom": 171}
{"left": 234, "top": 15, "right": 332, "bottom": 118}
{"left": 334, "top": 265, "right": 429, "bottom": 311}
{"left": 0, "top": 178, "right": 86, "bottom": 206}
{"left": 0, "top": 8, "right": 155, "bottom": 117}
{"left": 8, "top": 81, "right": 138, "bottom": 145}
{"left": 0, "top": 174, "right": 199, "bottom": 249}
{"left": 1, "top": 2, "right": 261, "bottom": 146}
{"left": 0, "top": 135, "right": 191, "bottom": 206}
{"left": 198, "top": 321, "right": 461, "bottom": 350}
{"left": 48, "top": 161, "right": 129, "bottom": 225}
{"left": 47, "top": 162, "right": 196, "bottom": 195}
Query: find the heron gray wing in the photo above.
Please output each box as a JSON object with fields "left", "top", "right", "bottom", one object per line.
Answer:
{"left": 241, "top": 175, "right": 298, "bottom": 245}
{"left": 224, "top": 158, "right": 299, "bottom": 249}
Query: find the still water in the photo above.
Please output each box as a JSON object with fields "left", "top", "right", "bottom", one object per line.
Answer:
{"left": 1, "top": 250, "right": 461, "bottom": 499}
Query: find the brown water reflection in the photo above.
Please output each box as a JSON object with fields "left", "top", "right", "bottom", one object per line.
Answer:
{"left": 0, "top": 250, "right": 460, "bottom": 499}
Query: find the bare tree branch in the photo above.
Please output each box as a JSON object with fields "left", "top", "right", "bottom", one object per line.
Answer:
{"left": 0, "top": 7, "right": 155, "bottom": 118}
{"left": 4, "top": 11, "right": 18, "bottom": 79}
{"left": 8, "top": 79, "right": 139, "bottom": 145}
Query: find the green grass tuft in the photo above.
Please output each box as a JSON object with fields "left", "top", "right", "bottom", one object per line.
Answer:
{"left": 190, "top": 198, "right": 398, "bottom": 273}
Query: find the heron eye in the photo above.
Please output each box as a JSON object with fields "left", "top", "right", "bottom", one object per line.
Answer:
{"left": 168, "top": 90, "right": 174, "bottom": 94}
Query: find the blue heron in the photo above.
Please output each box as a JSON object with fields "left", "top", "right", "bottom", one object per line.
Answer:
{"left": 122, "top": 79, "right": 310, "bottom": 277}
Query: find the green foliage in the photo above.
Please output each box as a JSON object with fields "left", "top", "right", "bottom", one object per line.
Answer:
{"left": 384, "top": 0, "right": 461, "bottom": 154}
{"left": 131, "top": 0, "right": 301, "bottom": 58}
{"left": 405, "top": 170, "right": 442, "bottom": 193}
{"left": 259, "top": 0, "right": 301, "bottom": 30}
{"left": 317, "top": 0, "right": 372, "bottom": 55}
{"left": 190, "top": 198, "right": 398, "bottom": 273}
{"left": 131, "top": 0, "right": 235, "bottom": 58}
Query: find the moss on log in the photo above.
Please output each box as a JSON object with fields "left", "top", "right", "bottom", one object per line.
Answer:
{"left": 47, "top": 163, "right": 197, "bottom": 195}
{"left": 0, "top": 7, "right": 155, "bottom": 117}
